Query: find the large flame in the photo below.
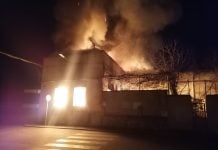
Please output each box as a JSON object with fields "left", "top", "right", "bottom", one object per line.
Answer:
{"left": 55, "top": 0, "right": 181, "bottom": 73}
{"left": 73, "top": 8, "right": 107, "bottom": 50}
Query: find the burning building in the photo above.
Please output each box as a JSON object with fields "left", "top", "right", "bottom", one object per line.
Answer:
{"left": 38, "top": 48, "right": 124, "bottom": 125}
{"left": 37, "top": 0, "right": 218, "bottom": 129}
{"left": 39, "top": 48, "right": 194, "bottom": 129}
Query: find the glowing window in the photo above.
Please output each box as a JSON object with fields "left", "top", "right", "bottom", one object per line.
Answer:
{"left": 53, "top": 86, "right": 68, "bottom": 109}
{"left": 73, "top": 87, "right": 86, "bottom": 107}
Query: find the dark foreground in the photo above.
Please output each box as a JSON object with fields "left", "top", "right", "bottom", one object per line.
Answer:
{"left": 0, "top": 125, "right": 217, "bottom": 150}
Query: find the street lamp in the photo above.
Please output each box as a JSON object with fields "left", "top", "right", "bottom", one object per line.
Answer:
{"left": 45, "top": 94, "right": 51, "bottom": 125}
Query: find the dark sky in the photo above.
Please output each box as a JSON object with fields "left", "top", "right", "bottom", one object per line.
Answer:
{"left": 164, "top": 0, "right": 218, "bottom": 60}
{"left": 0, "top": 0, "right": 55, "bottom": 90}
{"left": 0, "top": 0, "right": 218, "bottom": 90}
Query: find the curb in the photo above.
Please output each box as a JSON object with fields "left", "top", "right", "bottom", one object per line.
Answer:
{"left": 23, "top": 124, "right": 118, "bottom": 133}
{"left": 23, "top": 124, "right": 163, "bottom": 136}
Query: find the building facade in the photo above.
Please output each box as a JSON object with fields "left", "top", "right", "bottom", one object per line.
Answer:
{"left": 38, "top": 48, "right": 124, "bottom": 126}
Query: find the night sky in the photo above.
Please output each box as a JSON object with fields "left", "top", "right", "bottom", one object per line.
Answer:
{"left": 0, "top": 0, "right": 55, "bottom": 91}
{"left": 163, "top": 0, "right": 218, "bottom": 67}
{"left": 0, "top": 0, "right": 218, "bottom": 93}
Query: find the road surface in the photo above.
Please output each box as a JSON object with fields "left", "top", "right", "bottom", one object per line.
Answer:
{"left": 0, "top": 126, "right": 217, "bottom": 150}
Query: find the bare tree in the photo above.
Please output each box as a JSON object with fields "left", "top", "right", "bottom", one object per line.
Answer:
{"left": 153, "top": 40, "right": 191, "bottom": 95}
{"left": 206, "top": 50, "right": 218, "bottom": 82}
{"left": 209, "top": 50, "right": 218, "bottom": 72}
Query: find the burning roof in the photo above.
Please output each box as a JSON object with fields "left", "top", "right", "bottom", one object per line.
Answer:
{"left": 54, "top": 0, "right": 181, "bottom": 73}
{"left": 42, "top": 48, "right": 124, "bottom": 82}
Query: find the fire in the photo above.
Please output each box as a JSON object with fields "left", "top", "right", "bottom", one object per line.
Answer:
{"left": 71, "top": 7, "right": 154, "bottom": 72}
{"left": 55, "top": 0, "right": 180, "bottom": 73}
{"left": 73, "top": 87, "right": 87, "bottom": 107}
{"left": 74, "top": 9, "right": 107, "bottom": 50}
{"left": 53, "top": 86, "right": 68, "bottom": 109}
{"left": 108, "top": 50, "right": 153, "bottom": 72}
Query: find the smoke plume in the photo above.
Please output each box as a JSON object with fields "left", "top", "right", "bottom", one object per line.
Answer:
{"left": 54, "top": 0, "right": 181, "bottom": 73}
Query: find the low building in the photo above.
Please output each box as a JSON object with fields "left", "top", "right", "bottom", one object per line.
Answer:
{"left": 38, "top": 48, "right": 194, "bottom": 130}
{"left": 38, "top": 48, "right": 124, "bottom": 125}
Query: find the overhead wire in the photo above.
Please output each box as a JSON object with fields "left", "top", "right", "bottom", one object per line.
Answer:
{"left": 0, "top": 50, "right": 42, "bottom": 68}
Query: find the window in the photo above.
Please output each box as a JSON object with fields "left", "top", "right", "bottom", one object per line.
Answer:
{"left": 53, "top": 86, "right": 68, "bottom": 109}
{"left": 73, "top": 87, "right": 86, "bottom": 107}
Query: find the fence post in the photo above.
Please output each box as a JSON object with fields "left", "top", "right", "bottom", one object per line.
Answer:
{"left": 204, "top": 80, "right": 207, "bottom": 96}
{"left": 138, "top": 75, "right": 140, "bottom": 90}
{"left": 187, "top": 80, "right": 190, "bottom": 95}
{"left": 193, "top": 73, "right": 195, "bottom": 100}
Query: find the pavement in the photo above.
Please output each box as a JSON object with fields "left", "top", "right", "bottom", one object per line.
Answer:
{"left": 24, "top": 124, "right": 127, "bottom": 135}
{"left": 0, "top": 125, "right": 218, "bottom": 150}
{"left": 24, "top": 123, "right": 218, "bottom": 137}
{"left": 25, "top": 124, "right": 101, "bottom": 131}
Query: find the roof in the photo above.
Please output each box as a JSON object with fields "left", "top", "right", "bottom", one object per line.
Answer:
{"left": 48, "top": 48, "right": 125, "bottom": 76}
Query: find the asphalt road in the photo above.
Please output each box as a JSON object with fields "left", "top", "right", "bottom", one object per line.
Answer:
{"left": 0, "top": 126, "right": 217, "bottom": 150}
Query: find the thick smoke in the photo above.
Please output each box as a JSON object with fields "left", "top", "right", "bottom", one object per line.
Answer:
{"left": 54, "top": 0, "right": 181, "bottom": 73}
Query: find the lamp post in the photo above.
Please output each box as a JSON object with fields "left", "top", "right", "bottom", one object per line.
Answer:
{"left": 45, "top": 94, "right": 51, "bottom": 125}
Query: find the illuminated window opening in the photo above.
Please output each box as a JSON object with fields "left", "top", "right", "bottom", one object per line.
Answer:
{"left": 73, "top": 87, "right": 86, "bottom": 107}
{"left": 53, "top": 86, "right": 68, "bottom": 109}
